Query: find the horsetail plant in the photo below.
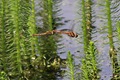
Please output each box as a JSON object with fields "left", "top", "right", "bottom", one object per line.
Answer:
{"left": 115, "top": 21, "right": 120, "bottom": 79}
{"left": 48, "top": 0, "right": 53, "bottom": 30}
{"left": 67, "top": 51, "right": 75, "bottom": 80}
{"left": 0, "top": 0, "right": 8, "bottom": 73}
{"left": 80, "top": 0, "right": 92, "bottom": 53}
{"left": 81, "top": 0, "right": 88, "bottom": 53}
{"left": 0, "top": 0, "right": 40, "bottom": 79}
{"left": 81, "top": 59, "right": 89, "bottom": 80}
{"left": 116, "top": 21, "right": 120, "bottom": 40}
{"left": 81, "top": 41, "right": 99, "bottom": 80}
{"left": 9, "top": 0, "right": 23, "bottom": 74}
{"left": 2, "top": 0, "right": 120, "bottom": 79}
{"left": 80, "top": 0, "right": 99, "bottom": 79}
{"left": 105, "top": 0, "right": 119, "bottom": 79}
{"left": 37, "top": 0, "right": 58, "bottom": 61}
{"left": 86, "top": 41, "right": 99, "bottom": 79}
{"left": 27, "top": 0, "right": 39, "bottom": 58}
{"left": 85, "top": 0, "right": 92, "bottom": 39}
{"left": 19, "top": 0, "right": 31, "bottom": 56}
{"left": 105, "top": 0, "right": 114, "bottom": 52}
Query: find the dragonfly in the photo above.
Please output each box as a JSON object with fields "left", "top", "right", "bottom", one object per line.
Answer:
{"left": 33, "top": 21, "right": 78, "bottom": 38}
{"left": 33, "top": 29, "right": 78, "bottom": 38}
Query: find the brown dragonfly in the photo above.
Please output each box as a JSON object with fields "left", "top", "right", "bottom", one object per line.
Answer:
{"left": 33, "top": 29, "right": 78, "bottom": 38}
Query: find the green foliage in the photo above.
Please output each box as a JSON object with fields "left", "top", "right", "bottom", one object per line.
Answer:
{"left": 81, "top": 59, "right": 89, "bottom": 80}
{"left": 37, "top": 0, "right": 58, "bottom": 66}
{"left": 80, "top": 0, "right": 92, "bottom": 53}
{"left": 0, "top": 71, "right": 8, "bottom": 80}
{"left": 47, "top": 0, "right": 53, "bottom": 30}
{"left": 81, "top": 0, "right": 88, "bottom": 52}
{"left": 27, "top": 0, "right": 40, "bottom": 59}
{"left": 0, "top": 0, "right": 42, "bottom": 79}
{"left": 10, "top": 0, "right": 23, "bottom": 74}
{"left": 0, "top": 0, "right": 10, "bottom": 73}
{"left": 0, "top": 0, "right": 120, "bottom": 79}
{"left": 81, "top": 41, "right": 100, "bottom": 80}
{"left": 114, "top": 21, "right": 120, "bottom": 80}
{"left": 105, "top": 0, "right": 114, "bottom": 51}
{"left": 105, "top": 1, "right": 120, "bottom": 79}
{"left": 67, "top": 51, "right": 75, "bottom": 80}
{"left": 117, "top": 21, "right": 120, "bottom": 40}
{"left": 87, "top": 41, "right": 100, "bottom": 79}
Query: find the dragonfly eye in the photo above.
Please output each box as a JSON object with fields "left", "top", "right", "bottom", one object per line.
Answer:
{"left": 75, "top": 34, "right": 78, "bottom": 38}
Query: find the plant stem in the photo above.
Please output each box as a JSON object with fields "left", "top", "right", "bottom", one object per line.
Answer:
{"left": 106, "top": 0, "right": 114, "bottom": 51}
{"left": 105, "top": 0, "right": 119, "bottom": 78}
{"left": 0, "top": 0, "right": 7, "bottom": 72}
{"left": 81, "top": 0, "right": 88, "bottom": 53}
{"left": 48, "top": 0, "right": 53, "bottom": 30}
{"left": 67, "top": 51, "right": 75, "bottom": 80}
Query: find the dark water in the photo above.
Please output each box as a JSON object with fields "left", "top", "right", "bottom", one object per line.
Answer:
{"left": 35, "top": 0, "right": 120, "bottom": 80}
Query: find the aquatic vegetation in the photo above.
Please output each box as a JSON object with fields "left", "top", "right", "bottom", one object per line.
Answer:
{"left": 67, "top": 51, "right": 75, "bottom": 80}
{"left": 81, "top": 41, "right": 100, "bottom": 80}
{"left": 105, "top": 0, "right": 120, "bottom": 79}
{"left": 117, "top": 21, "right": 120, "bottom": 40}
{"left": 79, "top": 0, "right": 100, "bottom": 79}
{"left": 0, "top": 0, "right": 120, "bottom": 79}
